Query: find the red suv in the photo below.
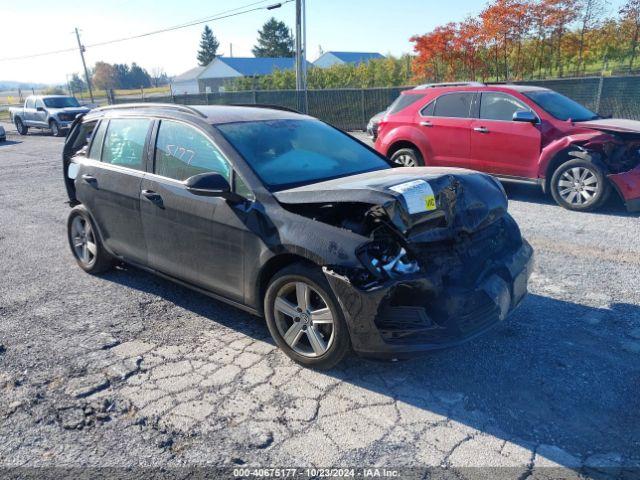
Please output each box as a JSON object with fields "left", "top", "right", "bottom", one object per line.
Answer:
{"left": 375, "top": 82, "right": 640, "bottom": 212}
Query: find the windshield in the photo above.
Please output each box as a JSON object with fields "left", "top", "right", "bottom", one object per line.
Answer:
{"left": 524, "top": 90, "right": 598, "bottom": 122}
{"left": 216, "top": 119, "right": 390, "bottom": 191}
{"left": 43, "top": 97, "right": 80, "bottom": 108}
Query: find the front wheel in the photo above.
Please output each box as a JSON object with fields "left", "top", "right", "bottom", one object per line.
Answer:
{"left": 15, "top": 117, "right": 28, "bottom": 135}
{"left": 50, "top": 120, "right": 63, "bottom": 137}
{"left": 264, "top": 264, "right": 350, "bottom": 369}
{"left": 390, "top": 147, "right": 424, "bottom": 167}
{"left": 550, "top": 159, "right": 610, "bottom": 212}
{"left": 67, "top": 206, "right": 115, "bottom": 274}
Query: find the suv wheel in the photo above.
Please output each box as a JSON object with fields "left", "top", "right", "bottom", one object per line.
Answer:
{"left": 264, "top": 264, "right": 350, "bottom": 369}
{"left": 15, "top": 118, "right": 28, "bottom": 135}
{"left": 550, "top": 159, "right": 610, "bottom": 212}
{"left": 67, "top": 206, "right": 115, "bottom": 274}
{"left": 50, "top": 120, "right": 62, "bottom": 137}
{"left": 390, "top": 147, "right": 423, "bottom": 167}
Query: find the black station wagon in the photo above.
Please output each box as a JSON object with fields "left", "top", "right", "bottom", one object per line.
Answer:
{"left": 63, "top": 104, "right": 533, "bottom": 368}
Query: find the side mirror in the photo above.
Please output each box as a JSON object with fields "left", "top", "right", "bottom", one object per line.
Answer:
{"left": 512, "top": 110, "right": 537, "bottom": 123}
{"left": 36, "top": 106, "right": 45, "bottom": 112}
{"left": 185, "top": 172, "right": 242, "bottom": 202}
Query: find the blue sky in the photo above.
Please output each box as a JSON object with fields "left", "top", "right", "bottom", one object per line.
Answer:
{"left": 1, "top": 0, "right": 627, "bottom": 84}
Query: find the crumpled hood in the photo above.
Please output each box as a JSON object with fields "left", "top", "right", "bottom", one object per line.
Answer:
{"left": 274, "top": 167, "right": 508, "bottom": 241}
{"left": 580, "top": 118, "right": 640, "bottom": 134}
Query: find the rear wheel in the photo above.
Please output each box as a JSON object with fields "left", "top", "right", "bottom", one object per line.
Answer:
{"left": 15, "top": 117, "right": 28, "bottom": 135}
{"left": 390, "top": 147, "right": 424, "bottom": 167}
{"left": 264, "top": 264, "right": 350, "bottom": 369}
{"left": 67, "top": 206, "right": 115, "bottom": 274}
{"left": 550, "top": 159, "right": 610, "bottom": 212}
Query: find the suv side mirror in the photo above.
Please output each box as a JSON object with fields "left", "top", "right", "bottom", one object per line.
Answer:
{"left": 513, "top": 110, "right": 537, "bottom": 123}
{"left": 185, "top": 172, "right": 242, "bottom": 202}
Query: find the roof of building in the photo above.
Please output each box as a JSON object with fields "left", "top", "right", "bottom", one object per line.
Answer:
{"left": 320, "top": 51, "right": 385, "bottom": 63}
{"left": 172, "top": 66, "right": 206, "bottom": 82}
{"left": 217, "top": 57, "right": 300, "bottom": 76}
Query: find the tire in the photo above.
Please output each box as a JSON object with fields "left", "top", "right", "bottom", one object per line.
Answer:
{"left": 50, "top": 120, "right": 62, "bottom": 137}
{"left": 550, "top": 158, "right": 610, "bottom": 212}
{"left": 264, "top": 263, "right": 350, "bottom": 369}
{"left": 67, "top": 206, "right": 115, "bottom": 274}
{"left": 15, "top": 117, "right": 28, "bottom": 135}
{"left": 390, "top": 147, "right": 424, "bottom": 167}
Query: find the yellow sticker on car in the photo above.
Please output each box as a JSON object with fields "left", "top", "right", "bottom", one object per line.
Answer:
{"left": 425, "top": 194, "right": 436, "bottom": 211}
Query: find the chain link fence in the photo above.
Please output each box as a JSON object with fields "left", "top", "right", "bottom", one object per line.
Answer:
{"left": 112, "top": 76, "right": 640, "bottom": 131}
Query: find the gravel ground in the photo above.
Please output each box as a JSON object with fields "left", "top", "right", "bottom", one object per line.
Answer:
{"left": 0, "top": 124, "right": 639, "bottom": 477}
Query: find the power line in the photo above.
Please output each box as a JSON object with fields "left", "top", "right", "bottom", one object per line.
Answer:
{"left": 0, "top": 1, "right": 292, "bottom": 63}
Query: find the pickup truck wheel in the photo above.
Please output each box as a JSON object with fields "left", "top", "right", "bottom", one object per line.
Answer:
{"left": 50, "top": 120, "right": 62, "bottom": 137}
{"left": 550, "top": 159, "right": 610, "bottom": 212}
{"left": 15, "top": 118, "right": 28, "bottom": 135}
{"left": 390, "top": 148, "right": 424, "bottom": 167}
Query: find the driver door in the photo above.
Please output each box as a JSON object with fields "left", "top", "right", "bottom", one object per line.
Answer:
{"left": 140, "top": 119, "right": 247, "bottom": 301}
{"left": 34, "top": 98, "right": 48, "bottom": 127}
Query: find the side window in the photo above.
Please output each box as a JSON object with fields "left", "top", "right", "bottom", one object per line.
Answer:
{"left": 88, "top": 121, "right": 108, "bottom": 160}
{"left": 480, "top": 92, "right": 532, "bottom": 121}
{"left": 25, "top": 97, "right": 35, "bottom": 109}
{"left": 35, "top": 98, "right": 44, "bottom": 109}
{"left": 102, "top": 118, "right": 151, "bottom": 171}
{"left": 433, "top": 93, "right": 474, "bottom": 118}
{"left": 421, "top": 101, "right": 435, "bottom": 116}
{"left": 154, "top": 120, "right": 230, "bottom": 181}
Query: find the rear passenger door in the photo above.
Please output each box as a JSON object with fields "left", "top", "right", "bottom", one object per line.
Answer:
{"left": 75, "top": 117, "right": 152, "bottom": 264}
{"left": 418, "top": 92, "right": 474, "bottom": 167}
{"left": 139, "top": 119, "right": 247, "bottom": 302}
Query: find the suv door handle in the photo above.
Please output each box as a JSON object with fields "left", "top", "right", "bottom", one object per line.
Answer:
{"left": 473, "top": 126, "right": 489, "bottom": 133}
{"left": 141, "top": 189, "right": 164, "bottom": 208}
{"left": 81, "top": 174, "right": 97, "bottom": 186}
{"left": 420, "top": 121, "right": 433, "bottom": 127}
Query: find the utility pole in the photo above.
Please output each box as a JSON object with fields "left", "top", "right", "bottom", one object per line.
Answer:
{"left": 295, "top": 0, "right": 308, "bottom": 112}
{"left": 75, "top": 27, "right": 94, "bottom": 103}
{"left": 230, "top": 43, "right": 233, "bottom": 57}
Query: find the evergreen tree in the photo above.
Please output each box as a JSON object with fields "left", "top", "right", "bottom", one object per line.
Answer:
{"left": 252, "top": 17, "right": 294, "bottom": 57}
{"left": 197, "top": 25, "right": 220, "bottom": 66}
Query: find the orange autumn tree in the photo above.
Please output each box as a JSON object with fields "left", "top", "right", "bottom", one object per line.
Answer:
{"left": 410, "top": 23, "right": 459, "bottom": 81}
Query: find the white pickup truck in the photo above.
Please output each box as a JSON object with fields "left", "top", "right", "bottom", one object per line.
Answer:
{"left": 9, "top": 95, "right": 90, "bottom": 137}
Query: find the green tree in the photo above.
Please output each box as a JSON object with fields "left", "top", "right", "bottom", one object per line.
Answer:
{"left": 69, "top": 73, "right": 86, "bottom": 93}
{"left": 197, "top": 25, "right": 220, "bottom": 66}
{"left": 252, "top": 17, "right": 294, "bottom": 57}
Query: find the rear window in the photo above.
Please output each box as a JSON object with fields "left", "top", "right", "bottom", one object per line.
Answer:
{"left": 433, "top": 93, "right": 474, "bottom": 118}
{"left": 387, "top": 93, "right": 425, "bottom": 115}
{"left": 68, "top": 120, "right": 98, "bottom": 157}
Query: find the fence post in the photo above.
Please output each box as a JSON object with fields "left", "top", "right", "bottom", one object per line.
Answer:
{"left": 253, "top": 90, "right": 257, "bottom": 104}
{"left": 595, "top": 75, "right": 604, "bottom": 114}
{"left": 206, "top": 93, "right": 211, "bottom": 105}
{"left": 360, "top": 89, "right": 366, "bottom": 131}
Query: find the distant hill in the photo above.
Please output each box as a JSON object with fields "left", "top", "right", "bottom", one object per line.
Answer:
{"left": 0, "top": 81, "right": 49, "bottom": 92}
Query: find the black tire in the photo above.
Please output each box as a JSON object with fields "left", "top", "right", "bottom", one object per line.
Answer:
{"left": 550, "top": 158, "right": 610, "bottom": 212}
{"left": 390, "top": 147, "right": 424, "bottom": 167}
{"left": 15, "top": 117, "right": 28, "bottom": 135}
{"left": 50, "top": 120, "right": 63, "bottom": 137}
{"left": 264, "top": 263, "right": 350, "bottom": 369}
{"left": 67, "top": 206, "right": 115, "bottom": 274}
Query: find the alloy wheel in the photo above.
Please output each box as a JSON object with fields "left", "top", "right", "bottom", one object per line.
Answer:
{"left": 273, "top": 281, "right": 335, "bottom": 358}
{"left": 557, "top": 166, "right": 599, "bottom": 206}
{"left": 393, "top": 154, "right": 417, "bottom": 167}
{"left": 70, "top": 215, "right": 97, "bottom": 266}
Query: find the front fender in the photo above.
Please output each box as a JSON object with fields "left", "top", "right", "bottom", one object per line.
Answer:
{"left": 538, "top": 132, "right": 617, "bottom": 179}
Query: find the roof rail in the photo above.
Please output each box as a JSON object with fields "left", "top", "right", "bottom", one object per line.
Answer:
{"left": 93, "top": 103, "right": 207, "bottom": 118}
{"left": 226, "top": 103, "right": 301, "bottom": 114}
{"left": 412, "top": 81, "right": 485, "bottom": 90}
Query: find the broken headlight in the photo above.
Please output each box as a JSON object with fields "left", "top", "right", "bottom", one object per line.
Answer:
{"left": 357, "top": 239, "right": 420, "bottom": 280}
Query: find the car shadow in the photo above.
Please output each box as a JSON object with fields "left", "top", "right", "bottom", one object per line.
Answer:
{"left": 100, "top": 264, "right": 639, "bottom": 470}
{"left": 502, "top": 182, "right": 640, "bottom": 218}
{"left": 0, "top": 140, "right": 22, "bottom": 147}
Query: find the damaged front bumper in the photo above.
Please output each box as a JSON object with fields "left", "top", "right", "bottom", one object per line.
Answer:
{"left": 608, "top": 164, "right": 640, "bottom": 212}
{"left": 324, "top": 240, "right": 534, "bottom": 358}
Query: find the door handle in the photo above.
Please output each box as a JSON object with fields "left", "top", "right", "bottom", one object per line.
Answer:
{"left": 473, "top": 126, "right": 489, "bottom": 133}
{"left": 141, "top": 189, "right": 164, "bottom": 208}
{"left": 420, "top": 121, "right": 433, "bottom": 127}
{"left": 81, "top": 174, "right": 97, "bottom": 186}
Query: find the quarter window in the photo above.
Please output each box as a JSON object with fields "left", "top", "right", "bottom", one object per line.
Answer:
{"left": 432, "top": 93, "right": 474, "bottom": 118}
{"left": 101, "top": 118, "right": 151, "bottom": 171}
{"left": 421, "top": 101, "right": 435, "bottom": 116}
{"left": 480, "top": 92, "right": 532, "bottom": 121}
{"left": 154, "top": 120, "right": 230, "bottom": 181}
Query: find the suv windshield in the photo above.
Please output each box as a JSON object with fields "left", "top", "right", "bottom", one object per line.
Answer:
{"left": 217, "top": 119, "right": 390, "bottom": 191}
{"left": 43, "top": 97, "right": 80, "bottom": 108}
{"left": 523, "top": 90, "right": 598, "bottom": 122}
